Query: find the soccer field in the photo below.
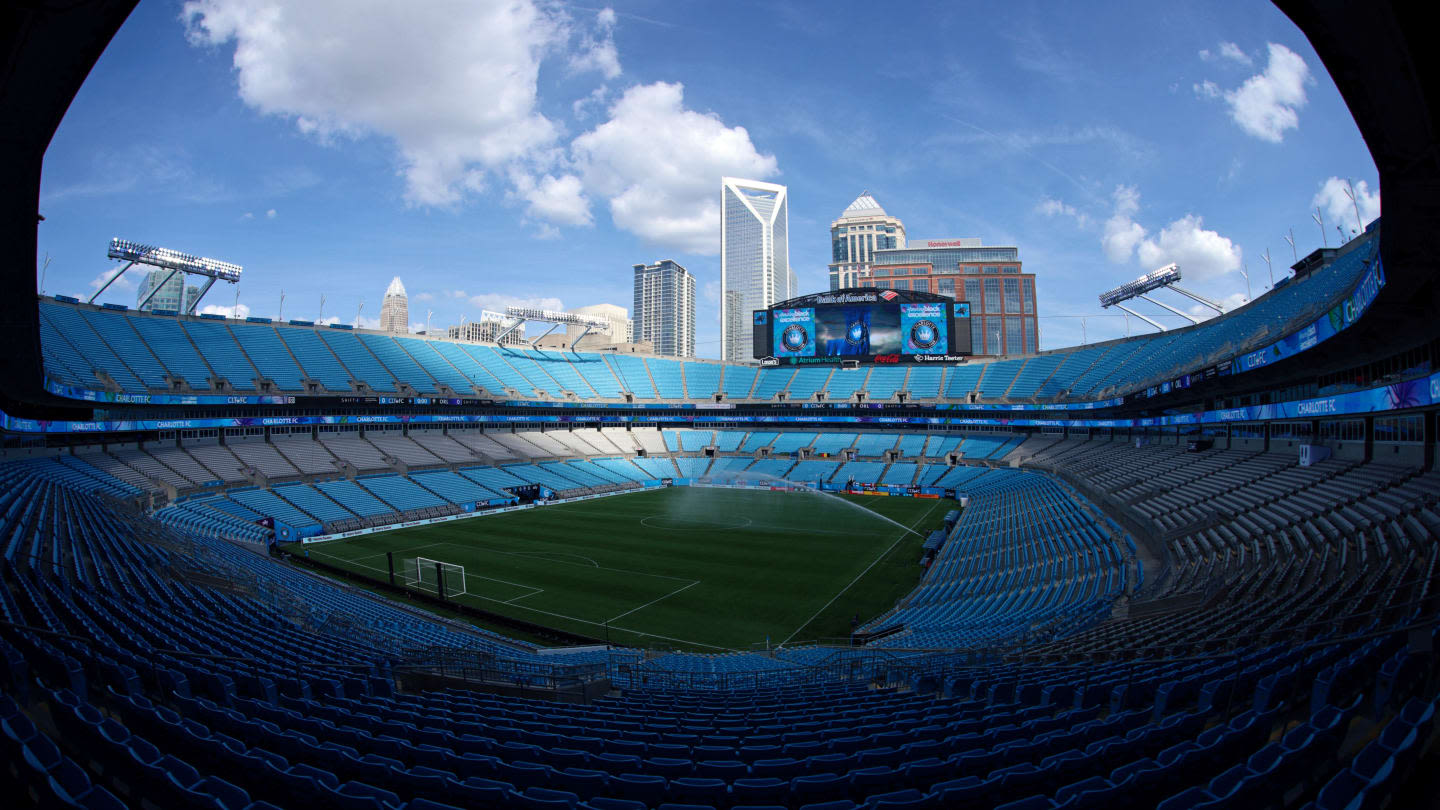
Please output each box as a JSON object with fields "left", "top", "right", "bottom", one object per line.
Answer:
{"left": 304, "top": 487, "right": 952, "bottom": 650}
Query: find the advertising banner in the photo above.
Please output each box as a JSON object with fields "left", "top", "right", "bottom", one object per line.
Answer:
{"left": 1232, "top": 253, "right": 1384, "bottom": 375}
{"left": 773, "top": 308, "right": 816, "bottom": 357}
{"left": 900, "top": 302, "right": 949, "bottom": 355}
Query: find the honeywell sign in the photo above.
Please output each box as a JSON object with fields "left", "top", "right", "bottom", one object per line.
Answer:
{"left": 917, "top": 238, "right": 981, "bottom": 249}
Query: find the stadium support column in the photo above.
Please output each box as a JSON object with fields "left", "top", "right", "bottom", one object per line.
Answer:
{"left": 434, "top": 562, "right": 447, "bottom": 601}
{"left": 386, "top": 552, "right": 396, "bottom": 586}
{"left": 1427, "top": 412, "right": 1436, "bottom": 471}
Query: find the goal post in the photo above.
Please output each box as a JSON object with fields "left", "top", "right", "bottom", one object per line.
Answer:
{"left": 401, "top": 557, "right": 467, "bottom": 598}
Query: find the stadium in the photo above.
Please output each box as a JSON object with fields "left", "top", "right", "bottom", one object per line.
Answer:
{"left": 2, "top": 2, "right": 1439, "bottom": 810}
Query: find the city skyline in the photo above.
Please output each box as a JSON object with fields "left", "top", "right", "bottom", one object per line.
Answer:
{"left": 37, "top": 1, "right": 1379, "bottom": 357}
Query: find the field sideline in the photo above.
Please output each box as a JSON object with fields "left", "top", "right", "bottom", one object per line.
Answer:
{"left": 304, "top": 487, "right": 952, "bottom": 650}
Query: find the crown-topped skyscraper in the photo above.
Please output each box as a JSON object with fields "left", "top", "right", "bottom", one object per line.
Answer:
{"left": 828, "top": 191, "right": 906, "bottom": 291}
{"left": 379, "top": 276, "right": 409, "bottom": 333}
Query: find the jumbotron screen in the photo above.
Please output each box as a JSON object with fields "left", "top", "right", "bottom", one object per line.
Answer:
{"left": 753, "top": 289, "right": 972, "bottom": 365}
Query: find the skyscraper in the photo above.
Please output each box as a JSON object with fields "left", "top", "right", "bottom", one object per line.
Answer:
{"left": 136, "top": 269, "right": 200, "bottom": 313}
{"left": 447, "top": 311, "right": 525, "bottom": 345}
{"left": 720, "top": 177, "right": 789, "bottom": 362}
{"left": 860, "top": 238, "right": 1038, "bottom": 355}
{"left": 828, "top": 191, "right": 906, "bottom": 290}
{"left": 632, "top": 259, "right": 695, "bottom": 357}
{"left": 568, "top": 303, "right": 634, "bottom": 349}
{"left": 379, "top": 277, "right": 408, "bottom": 333}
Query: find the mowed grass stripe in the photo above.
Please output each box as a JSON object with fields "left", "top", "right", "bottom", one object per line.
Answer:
{"left": 304, "top": 487, "right": 952, "bottom": 650}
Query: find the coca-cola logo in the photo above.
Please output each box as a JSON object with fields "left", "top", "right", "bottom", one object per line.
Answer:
{"left": 874, "top": 354, "right": 901, "bottom": 364}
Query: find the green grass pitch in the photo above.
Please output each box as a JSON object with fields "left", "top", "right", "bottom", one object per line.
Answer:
{"left": 303, "top": 487, "right": 953, "bottom": 651}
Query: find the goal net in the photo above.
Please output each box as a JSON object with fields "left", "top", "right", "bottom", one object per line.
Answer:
{"left": 402, "top": 557, "right": 467, "bottom": 597}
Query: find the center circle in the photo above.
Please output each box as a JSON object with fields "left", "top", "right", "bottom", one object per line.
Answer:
{"left": 640, "top": 515, "right": 754, "bottom": 531}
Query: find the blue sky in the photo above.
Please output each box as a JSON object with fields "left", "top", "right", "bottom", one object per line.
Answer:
{"left": 38, "top": 0, "right": 1379, "bottom": 357}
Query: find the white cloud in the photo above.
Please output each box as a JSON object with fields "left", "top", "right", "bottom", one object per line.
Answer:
{"left": 184, "top": 1, "right": 778, "bottom": 250}
{"left": 1202, "top": 41, "right": 1252, "bottom": 66}
{"left": 568, "top": 7, "right": 620, "bottom": 79}
{"left": 509, "top": 172, "right": 592, "bottom": 226}
{"left": 43, "top": 144, "right": 227, "bottom": 205}
{"left": 1312, "top": 176, "right": 1380, "bottom": 233}
{"left": 413, "top": 291, "right": 435, "bottom": 302}
{"left": 1136, "top": 214, "right": 1242, "bottom": 282}
{"left": 570, "top": 82, "right": 778, "bottom": 254}
{"left": 1097, "top": 185, "right": 1241, "bottom": 282}
{"left": 573, "top": 85, "right": 609, "bottom": 120}
{"left": 89, "top": 266, "right": 135, "bottom": 293}
{"left": 183, "top": 0, "right": 575, "bottom": 206}
{"left": 1218, "top": 42, "right": 1252, "bottom": 66}
{"left": 199, "top": 302, "right": 251, "bottom": 319}
{"left": 1037, "top": 197, "right": 1089, "bottom": 227}
{"left": 1102, "top": 185, "right": 1146, "bottom": 263}
{"left": 240, "top": 212, "right": 255, "bottom": 220}
{"left": 355, "top": 315, "right": 383, "bottom": 330}
{"left": 1197, "top": 42, "right": 1310, "bottom": 142}
{"left": 265, "top": 208, "right": 277, "bottom": 219}
{"left": 465, "top": 293, "right": 565, "bottom": 314}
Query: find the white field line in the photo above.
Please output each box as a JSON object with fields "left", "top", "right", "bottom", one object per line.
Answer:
{"left": 779, "top": 498, "right": 944, "bottom": 645}
{"left": 605, "top": 580, "right": 701, "bottom": 624}
{"left": 434, "top": 542, "right": 696, "bottom": 583}
{"left": 505, "top": 550, "right": 601, "bottom": 567}
{"left": 342, "top": 542, "right": 447, "bottom": 564}
{"left": 314, "top": 543, "right": 722, "bottom": 647}
{"left": 312, "top": 552, "right": 544, "bottom": 600}
{"left": 606, "top": 624, "right": 730, "bottom": 651}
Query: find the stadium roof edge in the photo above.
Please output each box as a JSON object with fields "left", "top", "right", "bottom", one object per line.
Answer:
{"left": 0, "top": 0, "right": 138, "bottom": 417}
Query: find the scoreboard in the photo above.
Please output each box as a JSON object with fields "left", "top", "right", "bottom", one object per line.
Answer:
{"left": 753, "top": 289, "right": 972, "bottom": 365}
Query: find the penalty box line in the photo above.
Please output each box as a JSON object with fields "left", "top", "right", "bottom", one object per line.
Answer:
{"left": 316, "top": 553, "right": 727, "bottom": 649}
{"left": 431, "top": 541, "right": 695, "bottom": 583}
{"left": 604, "top": 579, "right": 701, "bottom": 624}
{"left": 313, "top": 546, "right": 545, "bottom": 601}
{"left": 779, "top": 497, "right": 946, "bottom": 646}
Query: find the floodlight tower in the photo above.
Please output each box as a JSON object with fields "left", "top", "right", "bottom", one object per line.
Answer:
{"left": 1097, "top": 263, "right": 1225, "bottom": 332}
{"left": 500, "top": 306, "right": 612, "bottom": 350}
{"left": 91, "top": 238, "right": 242, "bottom": 314}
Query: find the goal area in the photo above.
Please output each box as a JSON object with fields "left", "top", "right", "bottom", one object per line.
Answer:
{"left": 402, "top": 557, "right": 467, "bottom": 597}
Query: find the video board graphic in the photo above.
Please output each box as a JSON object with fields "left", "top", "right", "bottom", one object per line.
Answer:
{"left": 900, "top": 302, "right": 948, "bottom": 355}
{"left": 758, "top": 294, "right": 973, "bottom": 364}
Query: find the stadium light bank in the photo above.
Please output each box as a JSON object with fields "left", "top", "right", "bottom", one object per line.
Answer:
{"left": 1097, "top": 263, "right": 1224, "bottom": 332}
{"left": 501, "top": 305, "right": 612, "bottom": 350}
{"left": 92, "top": 238, "right": 243, "bottom": 314}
